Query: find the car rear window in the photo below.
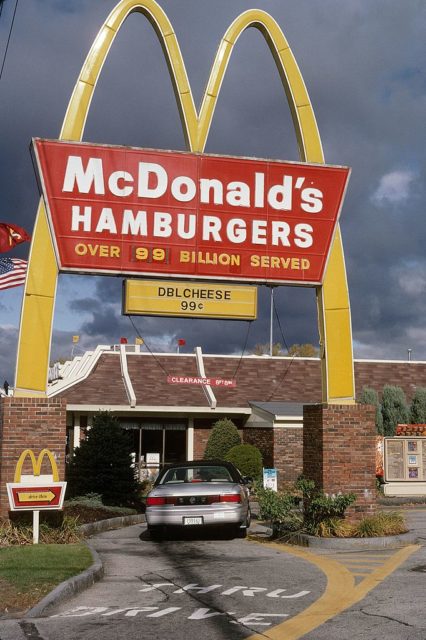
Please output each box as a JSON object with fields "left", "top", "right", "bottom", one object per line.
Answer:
{"left": 159, "top": 465, "right": 234, "bottom": 484}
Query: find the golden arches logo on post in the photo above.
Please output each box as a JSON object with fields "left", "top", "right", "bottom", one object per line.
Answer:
{"left": 15, "top": 0, "right": 355, "bottom": 403}
{"left": 7, "top": 448, "right": 66, "bottom": 511}
{"left": 13, "top": 448, "right": 59, "bottom": 483}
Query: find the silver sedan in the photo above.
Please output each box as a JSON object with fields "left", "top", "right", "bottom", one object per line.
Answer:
{"left": 145, "top": 460, "right": 251, "bottom": 539}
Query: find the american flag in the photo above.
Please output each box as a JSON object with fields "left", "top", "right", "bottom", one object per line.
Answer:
{"left": 0, "top": 258, "right": 27, "bottom": 291}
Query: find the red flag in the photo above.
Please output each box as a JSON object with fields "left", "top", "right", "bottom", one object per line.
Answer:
{"left": 120, "top": 337, "right": 128, "bottom": 344}
{"left": 0, "top": 223, "right": 31, "bottom": 253}
{"left": 178, "top": 339, "right": 186, "bottom": 346}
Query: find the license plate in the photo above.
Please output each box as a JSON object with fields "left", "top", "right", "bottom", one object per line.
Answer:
{"left": 183, "top": 517, "right": 203, "bottom": 525}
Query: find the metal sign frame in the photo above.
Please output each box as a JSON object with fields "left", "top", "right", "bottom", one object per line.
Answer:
{"left": 15, "top": 0, "right": 355, "bottom": 404}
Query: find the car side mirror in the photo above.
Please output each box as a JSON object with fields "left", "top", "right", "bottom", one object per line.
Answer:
{"left": 242, "top": 476, "right": 253, "bottom": 485}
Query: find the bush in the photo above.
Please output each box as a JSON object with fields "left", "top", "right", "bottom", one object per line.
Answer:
{"left": 225, "top": 444, "right": 263, "bottom": 480}
{"left": 381, "top": 385, "right": 409, "bottom": 436}
{"left": 303, "top": 493, "right": 356, "bottom": 536}
{"left": 66, "top": 411, "right": 139, "bottom": 507}
{"left": 0, "top": 516, "right": 83, "bottom": 546}
{"left": 358, "top": 386, "right": 384, "bottom": 435}
{"left": 203, "top": 418, "right": 241, "bottom": 460}
{"left": 353, "top": 511, "right": 407, "bottom": 537}
{"left": 410, "top": 387, "right": 426, "bottom": 424}
{"left": 255, "top": 486, "right": 302, "bottom": 536}
{"left": 295, "top": 477, "right": 356, "bottom": 536}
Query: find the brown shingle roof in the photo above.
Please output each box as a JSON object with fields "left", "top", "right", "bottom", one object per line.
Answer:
{"left": 57, "top": 351, "right": 426, "bottom": 408}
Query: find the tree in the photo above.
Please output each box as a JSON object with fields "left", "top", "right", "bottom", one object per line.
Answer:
{"left": 252, "top": 342, "right": 283, "bottom": 356}
{"left": 203, "top": 418, "right": 242, "bottom": 460}
{"left": 381, "top": 385, "right": 409, "bottom": 436}
{"left": 358, "top": 386, "right": 384, "bottom": 435}
{"left": 287, "top": 343, "right": 319, "bottom": 357}
{"left": 66, "top": 411, "right": 139, "bottom": 506}
{"left": 410, "top": 387, "right": 426, "bottom": 424}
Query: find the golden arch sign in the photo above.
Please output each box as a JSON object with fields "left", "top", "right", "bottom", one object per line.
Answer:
{"left": 7, "top": 449, "right": 66, "bottom": 511}
{"left": 13, "top": 448, "right": 59, "bottom": 482}
{"left": 15, "top": 0, "right": 355, "bottom": 403}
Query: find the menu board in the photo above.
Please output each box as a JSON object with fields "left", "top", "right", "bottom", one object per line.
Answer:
{"left": 385, "top": 437, "right": 426, "bottom": 481}
{"left": 385, "top": 440, "right": 404, "bottom": 480}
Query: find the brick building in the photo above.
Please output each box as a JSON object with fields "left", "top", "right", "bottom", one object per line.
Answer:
{"left": 44, "top": 345, "right": 426, "bottom": 486}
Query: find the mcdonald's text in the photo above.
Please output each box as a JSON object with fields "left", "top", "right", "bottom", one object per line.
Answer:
{"left": 33, "top": 139, "right": 350, "bottom": 285}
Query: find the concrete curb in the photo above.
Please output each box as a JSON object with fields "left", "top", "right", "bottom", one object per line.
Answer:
{"left": 79, "top": 513, "right": 145, "bottom": 537}
{"left": 25, "top": 545, "right": 103, "bottom": 618}
{"left": 254, "top": 518, "right": 422, "bottom": 550}
{"left": 24, "top": 513, "right": 145, "bottom": 619}
{"left": 286, "top": 530, "right": 419, "bottom": 550}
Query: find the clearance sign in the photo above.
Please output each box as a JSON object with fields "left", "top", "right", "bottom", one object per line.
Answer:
{"left": 32, "top": 138, "right": 350, "bottom": 285}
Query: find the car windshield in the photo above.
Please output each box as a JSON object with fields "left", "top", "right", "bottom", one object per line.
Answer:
{"left": 159, "top": 465, "right": 234, "bottom": 484}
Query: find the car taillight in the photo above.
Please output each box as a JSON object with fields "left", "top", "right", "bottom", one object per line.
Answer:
{"left": 220, "top": 494, "right": 241, "bottom": 503}
{"left": 146, "top": 496, "right": 166, "bottom": 506}
{"left": 146, "top": 496, "right": 178, "bottom": 506}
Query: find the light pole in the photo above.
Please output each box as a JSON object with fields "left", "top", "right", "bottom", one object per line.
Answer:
{"left": 269, "top": 287, "right": 274, "bottom": 357}
{"left": 407, "top": 349, "right": 412, "bottom": 361}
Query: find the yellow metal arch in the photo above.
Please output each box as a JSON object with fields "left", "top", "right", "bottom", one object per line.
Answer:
{"left": 15, "top": 0, "right": 354, "bottom": 403}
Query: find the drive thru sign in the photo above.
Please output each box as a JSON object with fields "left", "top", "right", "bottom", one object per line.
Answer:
{"left": 6, "top": 449, "right": 67, "bottom": 543}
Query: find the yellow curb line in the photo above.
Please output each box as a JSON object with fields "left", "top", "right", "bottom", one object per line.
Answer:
{"left": 246, "top": 540, "right": 420, "bottom": 640}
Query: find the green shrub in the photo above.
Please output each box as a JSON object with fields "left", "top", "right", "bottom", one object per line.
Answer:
{"left": 303, "top": 493, "right": 356, "bottom": 536}
{"left": 381, "top": 385, "right": 409, "bottom": 436}
{"left": 410, "top": 387, "right": 426, "bottom": 424}
{"left": 358, "top": 386, "right": 384, "bottom": 435}
{"left": 255, "top": 486, "right": 302, "bottom": 536}
{"left": 66, "top": 411, "right": 139, "bottom": 507}
{"left": 65, "top": 493, "right": 104, "bottom": 508}
{"left": 225, "top": 444, "right": 263, "bottom": 480}
{"left": 295, "top": 477, "right": 356, "bottom": 536}
{"left": 203, "top": 418, "right": 241, "bottom": 460}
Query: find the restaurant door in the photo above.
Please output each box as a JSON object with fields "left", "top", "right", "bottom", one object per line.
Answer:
{"left": 122, "top": 421, "right": 187, "bottom": 478}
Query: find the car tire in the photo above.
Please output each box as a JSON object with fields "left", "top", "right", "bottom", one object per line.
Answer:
{"left": 235, "top": 507, "right": 251, "bottom": 538}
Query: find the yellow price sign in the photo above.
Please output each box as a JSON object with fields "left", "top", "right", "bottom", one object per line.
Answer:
{"left": 123, "top": 279, "right": 257, "bottom": 320}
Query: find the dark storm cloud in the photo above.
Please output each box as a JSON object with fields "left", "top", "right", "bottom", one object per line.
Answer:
{"left": 1, "top": 0, "right": 425, "bottom": 380}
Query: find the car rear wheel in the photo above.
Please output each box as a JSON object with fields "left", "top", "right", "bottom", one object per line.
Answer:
{"left": 235, "top": 507, "right": 251, "bottom": 538}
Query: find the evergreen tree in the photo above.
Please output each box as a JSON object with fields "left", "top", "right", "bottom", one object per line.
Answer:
{"left": 358, "top": 386, "right": 384, "bottom": 435}
{"left": 381, "top": 385, "right": 409, "bottom": 436}
{"left": 66, "top": 411, "right": 139, "bottom": 506}
{"left": 204, "top": 418, "right": 242, "bottom": 460}
{"left": 410, "top": 387, "right": 426, "bottom": 424}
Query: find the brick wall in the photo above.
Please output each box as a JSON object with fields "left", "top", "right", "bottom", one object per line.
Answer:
{"left": 303, "top": 403, "right": 377, "bottom": 520}
{"left": 243, "top": 428, "right": 274, "bottom": 468}
{"left": 193, "top": 428, "right": 211, "bottom": 459}
{"left": 273, "top": 427, "right": 303, "bottom": 488}
{"left": 0, "top": 397, "right": 67, "bottom": 518}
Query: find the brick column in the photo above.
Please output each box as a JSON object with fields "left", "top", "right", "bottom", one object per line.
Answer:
{"left": 303, "top": 403, "right": 377, "bottom": 520}
{"left": 0, "top": 396, "right": 67, "bottom": 518}
{"left": 273, "top": 427, "right": 303, "bottom": 489}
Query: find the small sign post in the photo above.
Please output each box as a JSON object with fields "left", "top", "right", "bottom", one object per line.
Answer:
{"left": 6, "top": 449, "right": 67, "bottom": 544}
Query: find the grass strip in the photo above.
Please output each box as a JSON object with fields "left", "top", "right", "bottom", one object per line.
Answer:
{"left": 0, "top": 543, "right": 93, "bottom": 613}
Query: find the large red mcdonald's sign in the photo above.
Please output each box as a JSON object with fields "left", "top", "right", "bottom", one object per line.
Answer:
{"left": 33, "top": 138, "right": 350, "bottom": 286}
